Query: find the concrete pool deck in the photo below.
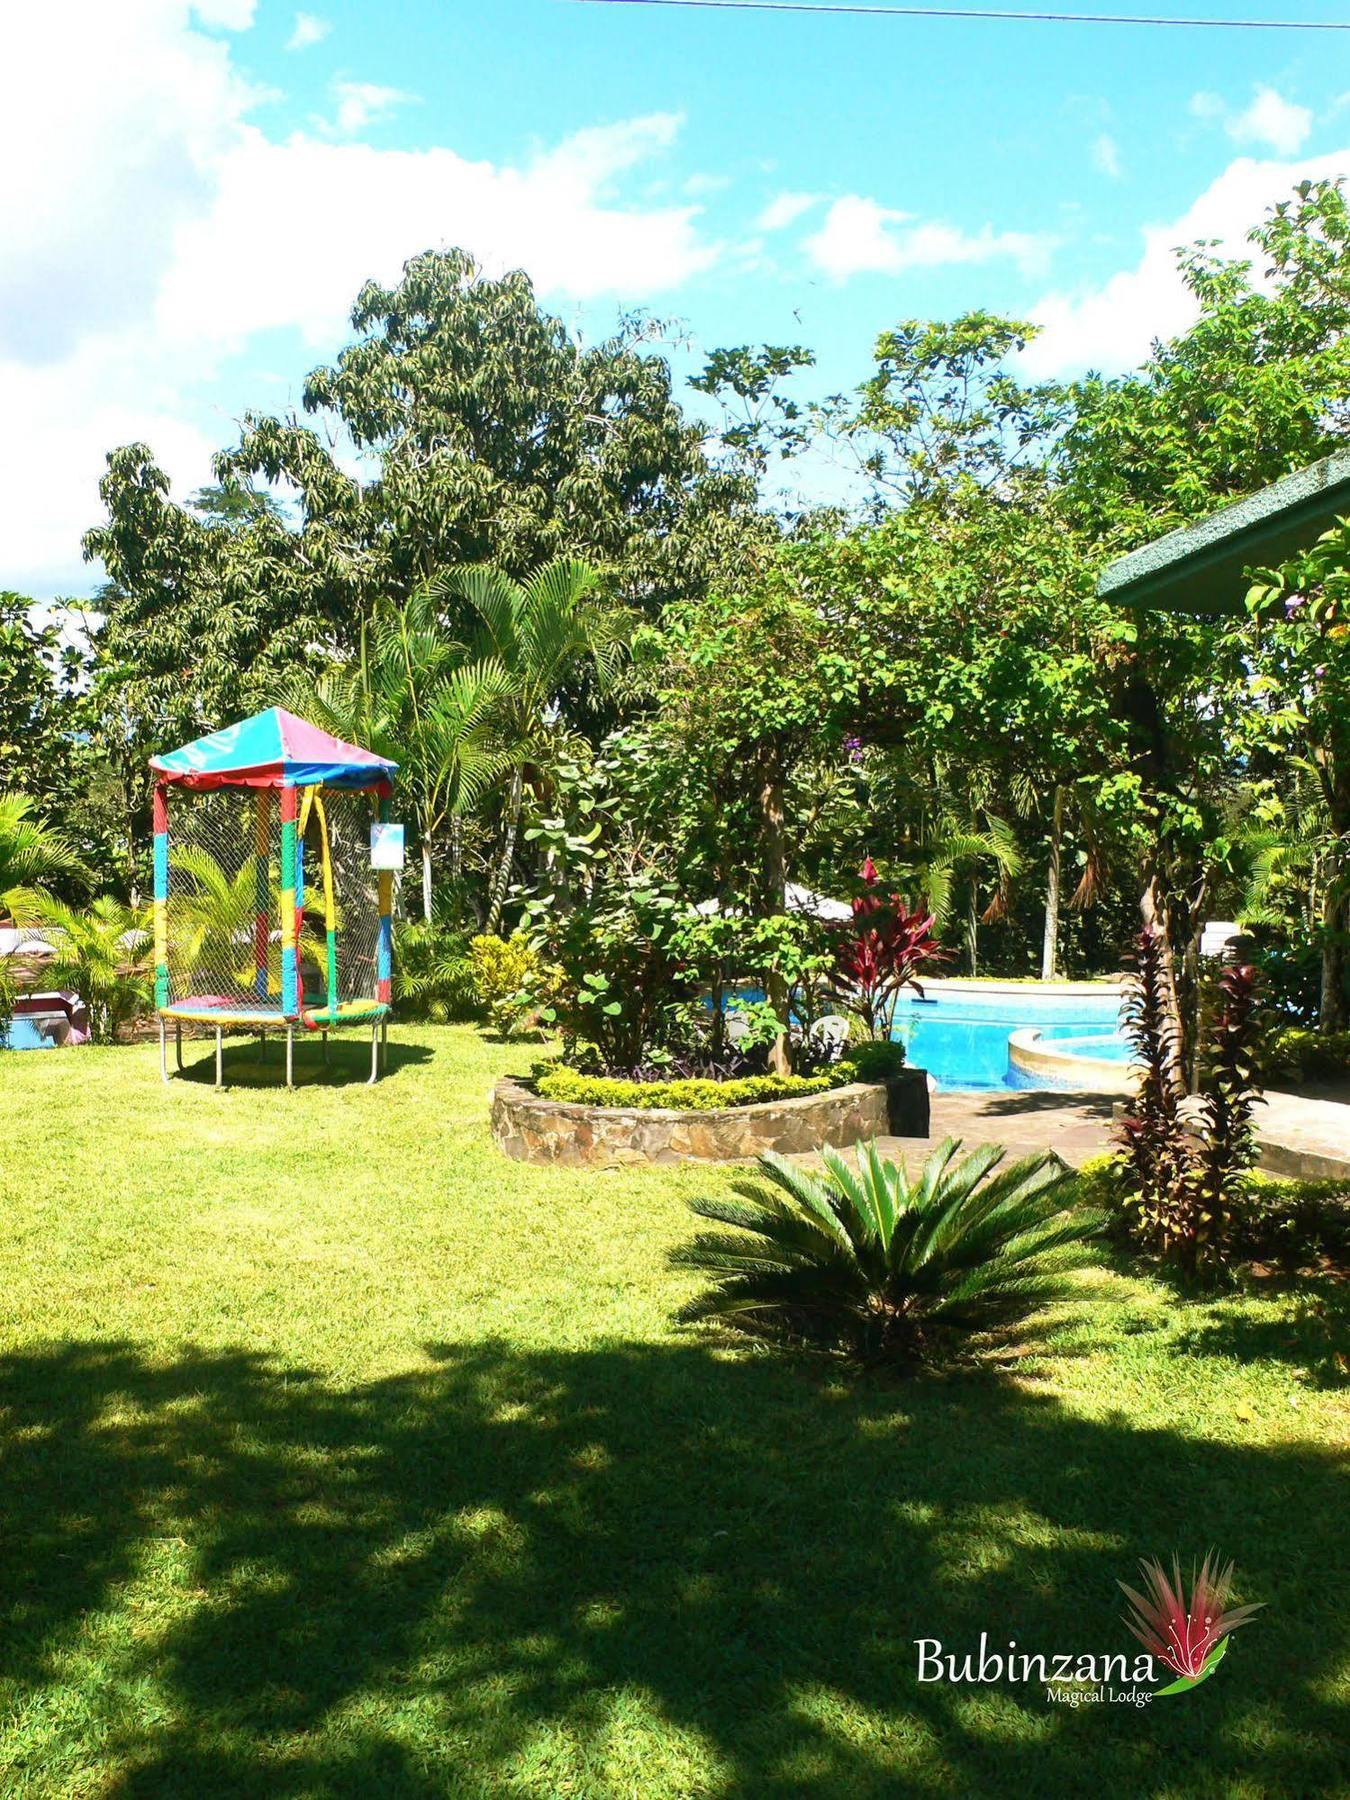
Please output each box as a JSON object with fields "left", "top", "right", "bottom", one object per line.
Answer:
{"left": 800, "top": 1083, "right": 1350, "bottom": 1181}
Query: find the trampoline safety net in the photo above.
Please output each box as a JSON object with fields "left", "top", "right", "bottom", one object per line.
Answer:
{"left": 163, "top": 787, "right": 383, "bottom": 1020}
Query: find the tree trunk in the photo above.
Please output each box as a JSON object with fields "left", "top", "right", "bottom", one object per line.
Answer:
{"left": 1320, "top": 881, "right": 1347, "bottom": 1031}
{"left": 420, "top": 840, "right": 433, "bottom": 924}
{"left": 1141, "top": 875, "right": 1186, "bottom": 1100}
{"left": 1040, "top": 786, "right": 1065, "bottom": 981}
{"left": 966, "top": 878, "right": 979, "bottom": 977}
{"left": 760, "top": 765, "right": 791, "bottom": 1076}
{"left": 450, "top": 816, "right": 463, "bottom": 884}
{"left": 486, "top": 769, "right": 524, "bottom": 937}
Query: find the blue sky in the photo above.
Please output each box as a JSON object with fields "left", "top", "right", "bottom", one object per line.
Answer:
{"left": 5, "top": 0, "right": 1349, "bottom": 600}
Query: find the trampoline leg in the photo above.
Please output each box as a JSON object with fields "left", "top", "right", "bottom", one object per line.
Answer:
{"left": 369, "top": 1021, "right": 379, "bottom": 1085}
{"left": 215, "top": 1028, "right": 223, "bottom": 1090}
{"left": 159, "top": 1019, "right": 168, "bottom": 1083}
{"left": 322, "top": 1030, "right": 329, "bottom": 1067}
{"left": 286, "top": 1026, "right": 294, "bottom": 1090}
{"left": 380, "top": 1018, "right": 388, "bottom": 1071}
{"left": 175, "top": 1022, "right": 183, "bottom": 1072}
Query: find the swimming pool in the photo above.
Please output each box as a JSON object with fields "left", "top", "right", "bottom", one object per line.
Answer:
{"left": 892, "top": 986, "right": 1128, "bottom": 1092}
{"left": 1, "top": 1012, "right": 70, "bottom": 1050}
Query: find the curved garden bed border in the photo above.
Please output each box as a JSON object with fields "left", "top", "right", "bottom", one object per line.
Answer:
{"left": 490, "top": 1070, "right": 929, "bottom": 1166}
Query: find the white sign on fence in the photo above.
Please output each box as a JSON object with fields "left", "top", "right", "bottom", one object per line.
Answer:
{"left": 370, "top": 822, "right": 406, "bottom": 871}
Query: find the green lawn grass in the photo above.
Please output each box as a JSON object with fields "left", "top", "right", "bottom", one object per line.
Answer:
{"left": 0, "top": 1025, "right": 1345, "bottom": 1798}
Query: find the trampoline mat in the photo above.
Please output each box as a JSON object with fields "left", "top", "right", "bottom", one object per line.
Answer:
{"left": 160, "top": 996, "right": 390, "bottom": 1029}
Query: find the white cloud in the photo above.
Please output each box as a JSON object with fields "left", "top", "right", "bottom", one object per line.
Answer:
{"left": 1023, "top": 150, "right": 1350, "bottom": 377}
{"left": 1227, "top": 87, "right": 1312, "bottom": 156}
{"left": 1092, "top": 134, "right": 1121, "bottom": 179}
{"left": 1190, "top": 85, "right": 1312, "bottom": 156}
{"left": 805, "top": 197, "right": 911, "bottom": 277}
{"left": 324, "top": 79, "right": 415, "bottom": 136}
{"left": 0, "top": 6, "right": 719, "bottom": 597}
{"left": 756, "top": 191, "right": 820, "bottom": 232}
{"left": 804, "top": 194, "right": 1050, "bottom": 281}
{"left": 194, "top": 0, "right": 257, "bottom": 25}
{"left": 287, "top": 11, "right": 329, "bottom": 50}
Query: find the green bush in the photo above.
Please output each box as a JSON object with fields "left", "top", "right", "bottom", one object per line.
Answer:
{"left": 1266, "top": 1027, "right": 1350, "bottom": 1086}
{"left": 534, "top": 1063, "right": 849, "bottom": 1111}
{"left": 393, "top": 920, "right": 477, "bottom": 1022}
{"left": 1076, "top": 1154, "right": 1350, "bottom": 1270}
{"left": 839, "top": 1039, "right": 908, "bottom": 1082}
{"left": 468, "top": 933, "right": 553, "bottom": 1036}
{"left": 673, "top": 1139, "right": 1104, "bottom": 1368}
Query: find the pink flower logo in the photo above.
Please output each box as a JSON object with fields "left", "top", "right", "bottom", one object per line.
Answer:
{"left": 1119, "top": 1551, "right": 1263, "bottom": 1695}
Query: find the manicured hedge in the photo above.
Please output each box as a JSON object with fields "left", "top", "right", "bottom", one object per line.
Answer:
{"left": 534, "top": 1063, "right": 852, "bottom": 1112}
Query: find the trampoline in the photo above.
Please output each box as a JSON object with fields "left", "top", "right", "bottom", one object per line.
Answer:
{"left": 151, "top": 707, "right": 400, "bottom": 1088}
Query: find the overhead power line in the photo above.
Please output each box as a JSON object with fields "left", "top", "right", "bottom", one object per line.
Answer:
{"left": 570, "top": 0, "right": 1350, "bottom": 30}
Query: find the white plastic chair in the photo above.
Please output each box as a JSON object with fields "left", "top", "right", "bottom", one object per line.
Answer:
{"left": 808, "top": 1014, "right": 851, "bottom": 1062}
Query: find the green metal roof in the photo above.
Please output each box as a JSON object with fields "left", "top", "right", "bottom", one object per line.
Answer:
{"left": 1097, "top": 449, "right": 1350, "bottom": 614}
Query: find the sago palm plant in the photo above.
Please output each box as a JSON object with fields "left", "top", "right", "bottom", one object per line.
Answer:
{"left": 673, "top": 1138, "right": 1104, "bottom": 1368}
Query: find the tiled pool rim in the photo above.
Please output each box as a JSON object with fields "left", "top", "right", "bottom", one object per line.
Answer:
{"left": 1007, "top": 1026, "right": 1137, "bottom": 1095}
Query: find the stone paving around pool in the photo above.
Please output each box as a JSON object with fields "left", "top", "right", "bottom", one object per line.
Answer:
{"left": 807, "top": 1084, "right": 1350, "bottom": 1181}
{"left": 830, "top": 1090, "right": 1117, "bottom": 1171}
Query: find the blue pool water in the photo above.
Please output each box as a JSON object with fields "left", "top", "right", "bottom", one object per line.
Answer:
{"left": 2, "top": 1015, "right": 61, "bottom": 1050}
{"left": 893, "top": 990, "right": 1126, "bottom": 1092}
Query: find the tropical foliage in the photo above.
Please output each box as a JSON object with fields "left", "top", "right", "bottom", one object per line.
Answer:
{"left": 31, "top": 897, "right": 149, "bottom": 1044}
{"left": 1116, "top": 931, "right": 1266, "bottom": 1281}
{"left": 6, "top": 178, "right": 1349, "bottom": 1084}
{"left": 0, "top": 791, "right": 88, "bottom": 921}
{"left": 672, "top": 1138, "right": 1103, "bottom": 1367}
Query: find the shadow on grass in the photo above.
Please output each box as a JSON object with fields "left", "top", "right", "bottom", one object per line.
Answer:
{"left": 0, "top": 1338, "right": 1343, "bottom": 1797}
{"left": 171, "top": 1034, "right": 433, "bottom": 1089}
{"left": 1173, "top": 1276, "right": 1350, "bottom": 1390}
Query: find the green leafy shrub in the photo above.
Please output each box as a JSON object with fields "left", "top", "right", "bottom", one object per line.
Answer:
{"left": 468, "top": 933, "right": 552, "bottom": 1036}
{"left": 839, "top": 1039, "right": 908, "bottom": 1082}
{"left": 393, "top": 919, "right": 477, "bottom": 1022}
{"left": 32, "top": 897, "right": 150, "bottom": 1043}
{"left": 1116, "top": 932, "right": 1264, "bottom": 1282}
{"left": 534, "top": 1063, "right": 849, "bottom": 1111}
{"left": 1080, "top": 1154, "right": 1350, "bottom": 1271}
{"left": 1266, "top": 1027, "right": 1350, "bottom": 1086}
{"left": 673, "top": 1138, "right": 1104, "bottom": 1367}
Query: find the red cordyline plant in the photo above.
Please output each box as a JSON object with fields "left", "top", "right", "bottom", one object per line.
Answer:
{"left": 1119, "top": 1552, "right": 1263, "bottom": 1695}
{"left": 830, "top": 857, "right": 947, "bottom": 1039}
{"left": 1117, "top": 931, "right": 1265, "bottom": 1283}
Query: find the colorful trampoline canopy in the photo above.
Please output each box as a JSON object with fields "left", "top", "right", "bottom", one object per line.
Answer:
{"left": 150, "top": 707, "right": 398, "bottom": 791}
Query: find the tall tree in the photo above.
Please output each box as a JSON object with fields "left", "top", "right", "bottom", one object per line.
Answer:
{"left": 447, "top": 558, "right": 632, "bottom": 933}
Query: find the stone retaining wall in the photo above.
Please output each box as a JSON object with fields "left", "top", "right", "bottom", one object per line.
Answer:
{"left": 491, "top": 1071, "right": 929, "bottom": 1167}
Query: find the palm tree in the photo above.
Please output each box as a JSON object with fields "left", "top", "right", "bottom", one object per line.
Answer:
{"left": 284, "top": 583, "right": 519, "bottom": 922}
{"left": 447, "top": 558, "right": 631, "bottom": 933}
{"left": 35, "top": 897, "right": 150, "bottom": 1044}
{"left": 1234, "top": 763, "right": 1346, "bottom": 1029}
{"left": 673, "top": 1138, "right": 1103, "bottom": 1368}
{"left": 0, "top": 791, "right": 87, "bottom": 921}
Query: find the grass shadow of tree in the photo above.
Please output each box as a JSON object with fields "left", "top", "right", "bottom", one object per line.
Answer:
{"left": 0, "top": 1338, "right": 1343, "bottom": 1796}
{"left": 1171, "top": 1276, "right": 1350, "bottom": 1390}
